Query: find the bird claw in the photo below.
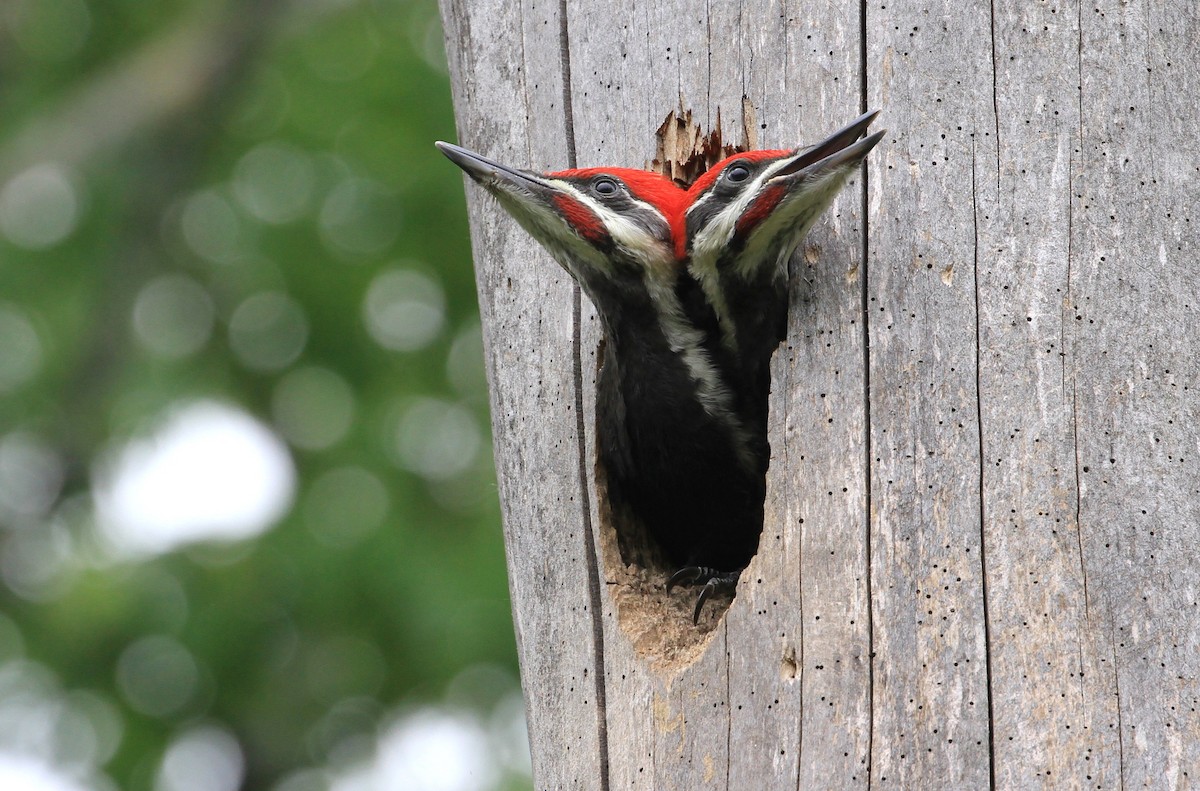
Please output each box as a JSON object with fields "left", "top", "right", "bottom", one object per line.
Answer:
{"left": 665, "top": 567, "right": 741, "bottom": 624}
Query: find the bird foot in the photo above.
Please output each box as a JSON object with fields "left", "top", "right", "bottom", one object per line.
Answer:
{"left": 665, "top": 567, "right": 741, "bottom": 624}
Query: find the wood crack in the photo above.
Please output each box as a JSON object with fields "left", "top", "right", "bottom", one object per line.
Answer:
{"left": 858, "top": 4, "right": 877, "bottom": 788}
{"left": 559, "top": 4, "right": 610, "bottom": 790}
{"left": 988, "top": 0, "right": 1001, "bottom": 191}
{"left": 1110, "top": 609, "right": 1127, "bottom": 790}
{"left": 725, "top": 630, "right": 733, "bottom": 787}
{"left": 970, "top": 139, "right": 998, "bottom": 791}
{"left": 1066, "top": 145, "right": 1090, "bottom": 625}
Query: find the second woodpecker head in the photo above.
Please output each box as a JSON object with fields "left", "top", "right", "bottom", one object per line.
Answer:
{"left": 685, "top": 111, "right": 884, "bottom": 276}
{"left": 435, "top": 141, "right": 689, "bottom": 315}
{"left": 672, "top": 112, "right": 883, "bottom": 363}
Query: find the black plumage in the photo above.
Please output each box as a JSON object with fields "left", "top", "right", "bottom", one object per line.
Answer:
{"left": 436, "top": 114, "right": 883, "bottom": 623}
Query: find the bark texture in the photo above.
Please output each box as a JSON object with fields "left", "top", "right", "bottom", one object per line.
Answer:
{"left": 439, "top": 0, "right": 1200, "bottom": 787}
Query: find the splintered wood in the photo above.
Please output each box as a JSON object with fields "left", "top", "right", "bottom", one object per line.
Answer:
{"left": 649, "top": 97, "right": 758, "bottom": 187}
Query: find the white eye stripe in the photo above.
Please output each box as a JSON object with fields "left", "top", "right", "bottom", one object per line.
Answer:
{"left": 688, "top": 149, "right": 816, "bottom": 256}
{"left": 547, "top": 179, "right": 672, "bottom": 248}
{"left": 684, "top": 156, "right": 801, "bottom": 353}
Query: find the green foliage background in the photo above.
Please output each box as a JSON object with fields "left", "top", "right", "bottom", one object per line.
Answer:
{"left": 0, "top": 0, "right": 525, "bottom": 788}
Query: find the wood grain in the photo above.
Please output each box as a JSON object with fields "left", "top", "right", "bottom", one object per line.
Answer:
{"left": 440, "top": 0, "right": 1200, "bottom": 787}
{"left": 439, "top": 1, "right": 606, "bottom": 787}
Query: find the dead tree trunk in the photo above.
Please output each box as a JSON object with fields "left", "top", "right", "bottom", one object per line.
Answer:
{"left": 438, "top": 1, "right": 1200, "bottom": 787}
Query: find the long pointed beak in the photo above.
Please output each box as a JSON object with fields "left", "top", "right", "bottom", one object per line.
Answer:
{"left": 435, "top": 141, "right": 553, "bottom": 191}
{"left": 770, "top": 111, "right": 885, "bottom": 183}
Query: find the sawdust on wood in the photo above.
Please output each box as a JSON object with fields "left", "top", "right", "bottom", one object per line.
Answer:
{"left": 595, "top": 457, "right": 729, "bottom": 671}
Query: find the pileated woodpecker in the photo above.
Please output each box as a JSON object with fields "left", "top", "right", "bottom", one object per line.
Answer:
{"left": 661, "top": 112, "right": 883, "bottom": 615}
{"left": 685, "top": 111, "right": 882, "bottom": 385}
{"left": 436, "top": 112, "right": 882, "bottom": 623}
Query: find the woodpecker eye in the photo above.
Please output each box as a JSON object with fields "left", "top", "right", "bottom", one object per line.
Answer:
{"left": 726, "top": 165, "right": 751, "bottom": 183}
{"left": 593, "top": 178, "right": 619, "bottom": 196}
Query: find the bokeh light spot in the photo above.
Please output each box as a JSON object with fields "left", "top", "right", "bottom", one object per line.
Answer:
{"left": 63, "top": 691, "right": 123, "bottom": 769}
{"left": 94, "top": 401, "right": 296, "bottom": 556}
{"left": 302, "top": 467, "right": 388, "bottom": 548}
{"left": 131, "top": 275, "right": 216, "bottom": 359}
{"left": 115, "top": 636, "right": 198, "bottom": 719}
{"left": 0, "top": 433, "right": 63, "bottom": 523}
{"left": 228, "top": 292, "right": 308, "bottom": 372}
{"left": 305, "top": 696, "right": 381, "bottom": 766}
{"left": 363, "top": 268, "right": 445, "bottom": 352}
{"left": 405, "top": 3, "right": 449, "bottom": 76}
{"left": 489, "top": 691, "right": 533, "bottom": 777}
{"left": 0, "top": 659, "right": 121, "bottom": 789}
{"left": 4, "top": 0, "right": 91, "bottom": 61}
{"left": 0, "top": 752, "right": 90, "bottom": 791}
{"left": 0, "top": 517, "right": 74, "bottom": 601}
{"left": 180, "top": 190, "right": 242, "bottom": 265}
{"left": 445, "top": 323, "right": 486, "bottom": 397}
{"left": 333, "top": 709, "right": 496, "bottom": 791}
{"left": 0, "top": 164, "right": 80, "bottom": 250}
{"left": 0, "top": 306, "right": 42, "bottom": 392}
{"left": 233, "top": 143, "right": 315, "bottom": 224}
{"left": 271, "top": 366, "right": 356, "bottom": 451}
{"left": 394, "top": 399, "right": 481, "bottom": 482}
{"left": 319, "top": 178, "right": 399, "bottom": 256}
{"left": 155, "top": 726, "right": 243, "bottom": 791}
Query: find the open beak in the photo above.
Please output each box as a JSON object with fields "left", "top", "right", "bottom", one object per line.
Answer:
{"left": 435, "top": 141, "right": 553, "bottom": 191}
{"left": 770, "top": 111, "right": 885, "bottom": 184}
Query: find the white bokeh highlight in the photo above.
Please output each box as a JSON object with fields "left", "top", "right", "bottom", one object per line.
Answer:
{"left": 180, "top": 190, "right": 242, "bottom": 265}
{"left": 93, "top": 401, "right": 296, "bottom": 556}
{"left": 228, "top": 292, "right": 309, "bottom": 373}
{"left": 271, "top": 366, "right": 356, "bottom": 451}
{"left": 155, "top": 726, "right": 244, "bottom": 791}
{"left": 445, "top": 323, "right": 486, "bottom": 397}
{"left": 0, "top": 753, "right": 91, "bottom": 791}
{"left": 115, "top": 636, "right": 198, "bottom": 719}
{"left": 0, "top": 433, "right": 63, "bottom": 523}
{"left": 233, "top": 142, "right": 315, "bottom": 225}
{"left": 302, "top": 466, "right": 388, "bottom": 548}
{"left": 331, "top": 709, "right": 496, "bottom": 791}
{"left": 5, "top": 0, "right": 92, "bottom": 61}
{"left": 393, "top": 399, "right": 480, "bottom": 482}
{"left": 0, "top": 658, "right": 121, "bottom": 791}
{"left": 319, "top": 178, "right": 399, "bottom": 256}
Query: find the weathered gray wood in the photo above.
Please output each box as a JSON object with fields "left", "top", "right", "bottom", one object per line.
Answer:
{"left": 976, "top": 4, "right": 1121, "bottom": 787}
{"left": 441, "top": 0, "right": 1200, "bottom": 788}
{"left": 866, "top": 1, "right": 1200, "bottom": 787}
{"left": 865, "top": 5, "right": 994, "bottom": 787}
{"left": 1068, "top": 4, "right": 1200, "bottom": 786}
{"left": 438, "top": 1, "right": 606, "bottom": 787}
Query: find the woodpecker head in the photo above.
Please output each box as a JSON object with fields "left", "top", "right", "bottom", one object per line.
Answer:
{"left": 435, "top": 142, "right": 689, "bottom": 310}
{"left": 685, "top": 111, "right": 884, "bottom": 277}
